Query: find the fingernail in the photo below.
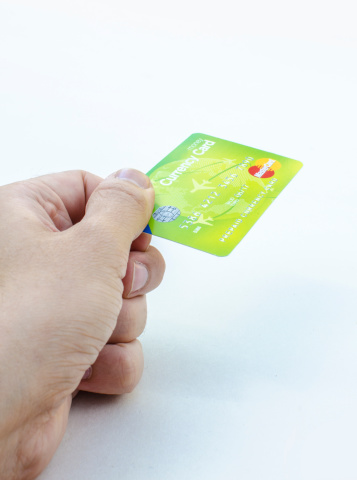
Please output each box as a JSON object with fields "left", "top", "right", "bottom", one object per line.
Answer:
{"left": 130, "top": 261, "right": 149, "bottom": 294}
{"left": 82, "top": 366, "right": 92, "bottom": 381}
{"left": 115, "top": 168, "right": 151, "bottom": 189}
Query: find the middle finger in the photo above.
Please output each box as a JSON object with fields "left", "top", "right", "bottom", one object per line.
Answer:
{"left": 122, "top": 245, "right": 165, "bottom": 299}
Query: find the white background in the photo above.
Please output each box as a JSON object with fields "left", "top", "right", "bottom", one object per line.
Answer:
{"left": 1, "top": 1, "right": 356, "bottom": 479}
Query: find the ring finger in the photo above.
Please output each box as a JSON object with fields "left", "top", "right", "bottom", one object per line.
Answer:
{"left": 108, "top": 295, "right": 147, "bottom": 344}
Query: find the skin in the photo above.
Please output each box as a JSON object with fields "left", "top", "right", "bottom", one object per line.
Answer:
{"left": 0, "top": 168, "right": 165, "bottom": 479}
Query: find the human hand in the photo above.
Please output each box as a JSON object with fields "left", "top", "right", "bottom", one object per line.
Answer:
{"left": 0, "top": 169, "right": 165, "bottom": 479}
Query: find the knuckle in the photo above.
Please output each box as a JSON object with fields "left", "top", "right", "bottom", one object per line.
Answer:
{"left": 140, "top": 298, "right": 148, "bottom": 328}
{"left": 120, "top": 305, "right": 135, "bottom": 338}
{"left": 142, "top": 247, "right": 166, "bottom": 291}
{"left": 125, "top": 297, "right": 147, "bottom": 330}
{"left": 118, "top": 345, "right": 142, "bottom": 393}
{"left": 151, "top": 246, "right": 166, "bottom": 275}
{"left": 116, "top": 298, "right": 147, "bottom": 342}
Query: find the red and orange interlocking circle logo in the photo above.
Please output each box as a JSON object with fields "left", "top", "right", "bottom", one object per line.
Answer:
{"left": 248, "top": 158, "right": 281, "bottom": 179}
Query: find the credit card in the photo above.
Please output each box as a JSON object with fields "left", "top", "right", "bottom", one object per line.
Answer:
{"left": 145, "top": 133, "right": 302, "bottom": 256}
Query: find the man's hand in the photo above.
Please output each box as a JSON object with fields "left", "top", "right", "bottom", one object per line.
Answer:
{"left": 0, "top": 168, "right": 165, "bottom": 479}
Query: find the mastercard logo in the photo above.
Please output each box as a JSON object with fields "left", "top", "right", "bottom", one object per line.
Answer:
{"left": 248, "top": 158, "right": 281, "bottom": 179}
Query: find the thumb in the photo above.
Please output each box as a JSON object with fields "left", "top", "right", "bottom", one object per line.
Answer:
{"left": 75, "top": 168, "right": 154, "bottom": 278}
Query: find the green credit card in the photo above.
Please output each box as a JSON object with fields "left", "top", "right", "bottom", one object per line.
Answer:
{"left": 145, "top": 133, "right": 302, "bottom": 256}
